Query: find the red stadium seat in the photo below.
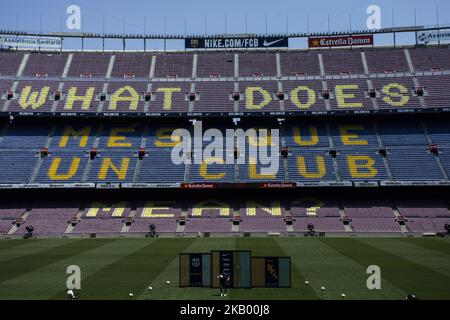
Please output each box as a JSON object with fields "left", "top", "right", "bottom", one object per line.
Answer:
{"left": 90, "top": 148, "right": 98, "bottom": 160}
{"left": 40, "top": 147, "right": 48, "bottom": 158}
{"left": 430, "top": 144, "right": 439, "bottom": 155}
{"left": 138, "top": 148, "right": 146, "bottom": 159}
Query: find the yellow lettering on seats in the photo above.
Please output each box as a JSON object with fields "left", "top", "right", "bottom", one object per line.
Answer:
{"left": 141, "top": 202, "right": 176, "bottom": 218}
{"left": 107, "top": 125, "right": 137, "bottom": 147}
{"left": 109, "top": 86, "right": 140, "bottom": 110}
{"left": 292, "top": 198, "right": 325, "bottom": 217}
{"left": 64, "top": 87, "right": 95, "bottom": 110}
{"left": 248, "top": 128, "right": 273, "bottom": 147}
{"left": 339, "top": 125, "right": 368, "bottom": 146}
{"left": 335, "top": 84, "right": 362, "bottom": 108}
{"left": 297, "top": 156, "right": 326, "bottom": 178}
{"left": 200, "top": 157, "right": 225, "bottom": 180}
{"left": 347, "top": 155, "right": 378, "bottom": 178}
{"left": 246, "top": 201, "right": 282, "bottom": 216}
{"left": 249, "top": 157, "right": 276, "bottom": 180}
{"left": 98, "top": 158, "right": 130, "bottom": 180}
{"left": 192, "top": 200, "right": 230, "bottom": 217}
{"left": 156, "top": 87, "right": 181, "bottom": 110}
{"left": 48, "top": 157, "right": 81, "bottom": 180}
{"left": 19, "top": 86, "right": 49, "bottom": 109}
{"left": 154, "top": 128, "right": 182, "bottom": 147}
{"left": 382, "top": 83, "right": 410, "bottom": 107}
{"left": 293, "top": 127, "right": 319, "bottom": 146}
{"left": 86, "top": 202, "right": 126, "bottom": 217}
{"left": 59, "top": 126, "right": 91, "bottom": 148}
{"left": 245, "top": 87, "right": 272, "bottom": 110}
{"left": 290, "top": 86, "right": 316, "bottom": 109}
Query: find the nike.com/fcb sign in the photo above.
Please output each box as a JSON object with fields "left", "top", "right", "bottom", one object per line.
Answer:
{"left": 185, "top": 37, "right": 288, "bottom": 49}
{"left": 308, "top": 35, "right": 373, "bottom": 48}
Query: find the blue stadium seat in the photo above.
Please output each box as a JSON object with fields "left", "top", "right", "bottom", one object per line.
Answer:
{"left": 0, "top": 151, "right": 38, "bottom": 183}
{"left": 287, "top": 149, "right": 336, "bottom": 182}
{"left": 387, "top": 149, "right": 444, "bottom": 181}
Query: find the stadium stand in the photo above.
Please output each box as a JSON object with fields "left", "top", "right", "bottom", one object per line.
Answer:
{"left": 321, "top": 50, "right": 365, "bottom": 75}
{"left": 196, "top": 52, "right": 235, "bottom": 78}
{"left": 67, "top": 53, "right": 111, "bottom": 78}
{"left": 0, "top": 51, "right": 24, "bottom": 76}
{"left": 22, "top": 53, "right": 68, "bottom": 77}
{"left": 0, "top": 197, "right": 448, "bottom": 236}
{"left": 1, "top": 44, "right": 450, "bottom": 238}
{"left": 110, "top": 53, "right": 153, "bottom": 78}
{"left": 1, "top": 116, "right": 450, "bottom": 185}
{"left": 279, "top": 51, "right": 321, "bottom": 76}
{"left": 0, "top": 46, "right": 449, "bottom": 115}
{"left": 15, "top": 205, "right": 78, "bottom": 236}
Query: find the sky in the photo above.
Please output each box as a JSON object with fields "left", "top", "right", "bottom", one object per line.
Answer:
{"left": 0, "top": 0, "right": 449, "bottom": 50}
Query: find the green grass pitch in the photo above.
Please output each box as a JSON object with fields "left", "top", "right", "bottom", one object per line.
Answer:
{"left": 0, "top": 237, "right": 449, "bottom": 300}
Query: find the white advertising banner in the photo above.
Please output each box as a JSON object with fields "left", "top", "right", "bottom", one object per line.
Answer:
{"left": 418, "top": 30, "right": 450, "bottom": 43}
{"left": 0, "top": 34, "right": 62, "bottom": 49}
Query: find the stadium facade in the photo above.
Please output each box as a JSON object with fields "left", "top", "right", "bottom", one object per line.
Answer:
{"left": 0, "top": 27, "right": 450, "bottom": 239}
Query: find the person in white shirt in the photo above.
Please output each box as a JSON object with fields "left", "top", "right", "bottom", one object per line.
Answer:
{"left": 67, "top": 289, "right": 79, "bottom": 300}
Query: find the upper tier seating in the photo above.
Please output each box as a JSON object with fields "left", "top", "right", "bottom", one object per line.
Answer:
{"left": 0, "top": 116, "right": 449, "bottom": 184}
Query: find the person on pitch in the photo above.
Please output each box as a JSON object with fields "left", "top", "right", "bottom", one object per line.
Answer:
{"left": 67, "top": 289, "right": 80, "bottom": 300}
{"left": 217, "top": 272, "right": 231, "bottom": 297}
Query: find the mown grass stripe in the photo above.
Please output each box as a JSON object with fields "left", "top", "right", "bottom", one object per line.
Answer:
{"left": 138, "top": 237, "right": 237, "bottom": 300}
{"left": 0, "top": 239, "right": 156, "bottom": 300}
{"left": 233, "top": 237, "right": 318, "bottom": 300}
{"left": 78, "top": 238, "right": 195, "bottom": 300}
{"left": 358, "top": 238, "right": 450, "bottom": 280}
{"left": 0, "top": 237, "right": 449, "bottom": 300}
{"left": 0, "top": 239, "right": 67, "bottom": 263}
{"left": 0, "top": 239, "right": 114, "bottom": 284}
{"left": 0, "top": 239, "right": 43, "bottom": 251}
{"left": 48, "top": 238, "right": 158, "bottom": 300}
{"left": 283, "top": 238, "right": 404, "bottom": 300}
{"left": 323, "top": 238, "right": 450, "bottom": 300}
{"left": 398, "top": 237, "right": 450, "bottom": 257}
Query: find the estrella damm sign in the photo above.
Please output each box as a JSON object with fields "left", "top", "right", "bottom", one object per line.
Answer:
{"left": 309, "top": 35, "right": 373, "bottom": 48}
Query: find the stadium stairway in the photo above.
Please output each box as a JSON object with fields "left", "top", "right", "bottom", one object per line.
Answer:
{"left": 81, "top": 124, "right": 104, "bottom": 182}
{"left": 284, "top": 208, "right": 294, "bottom": 233}
{"left": 233, "top": 54, "right": 239, "bottom": 112}
{"left": 404, "top": 49, "right": 428, "bottom": 109}
{"left": 65, "top": 207, "right": 85, "bottom": 234}
{"left": 338, "top": 207, "right": 353, "bottom": 232}
{"left": 189, "top": 54, "right": 197, "bottom": 113}
{"left": 132, "top": 125, "right": 150, "bottom": 182}
{"left": 232, "top": 208, "right": 240, "bottom": 233}
{"left": 318, "top": 54, "right": 332, "bottom": 112}
{"left": 391, "top": 205, "right": 409, "bottom": 233}
{"left": 2, "top": 53, "right": 28, "bottom": 112}
{"left": 9, "top": 208, "right": 31, "bottom": 235}
{"left": 421, "top": 121, "right": 450, "bottom": 180}
{"left": 7, "top": 223, "right": 18, "bottom": 235}
{"left": 361, "top": 52, "right": 380, "bottom": 110}
{"left": 94, "top": 55, "right": 115, "bottom": 113}
{"left": 325, "top": 122, "right": 343, "bottom": 182}
{"left": 30, "top": 125, "right": 57, "bottom": 183}
{"left": 141, "top": 56, "right": 155, "bottom": 113}
{"left": 372, "top": 121, "right": 395, "bottom": 180}
{"left": 120, "top": 207, "right": 137, "bottom": 233}
{"left": 276, "top": 53, "right": 285, "bottom": 112}
{"left": 62, "top": 53, "right": 73, "bottom": 78}
{"left": 177, "top": 209, "right": 188, "bottom": 234}
{"left": 50, "top": 53, "right": 72, "bottom": 113}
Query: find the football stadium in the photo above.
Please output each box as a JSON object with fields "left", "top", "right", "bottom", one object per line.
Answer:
{"left": 0, "top": 0, "right": 450, "bottom": 303}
